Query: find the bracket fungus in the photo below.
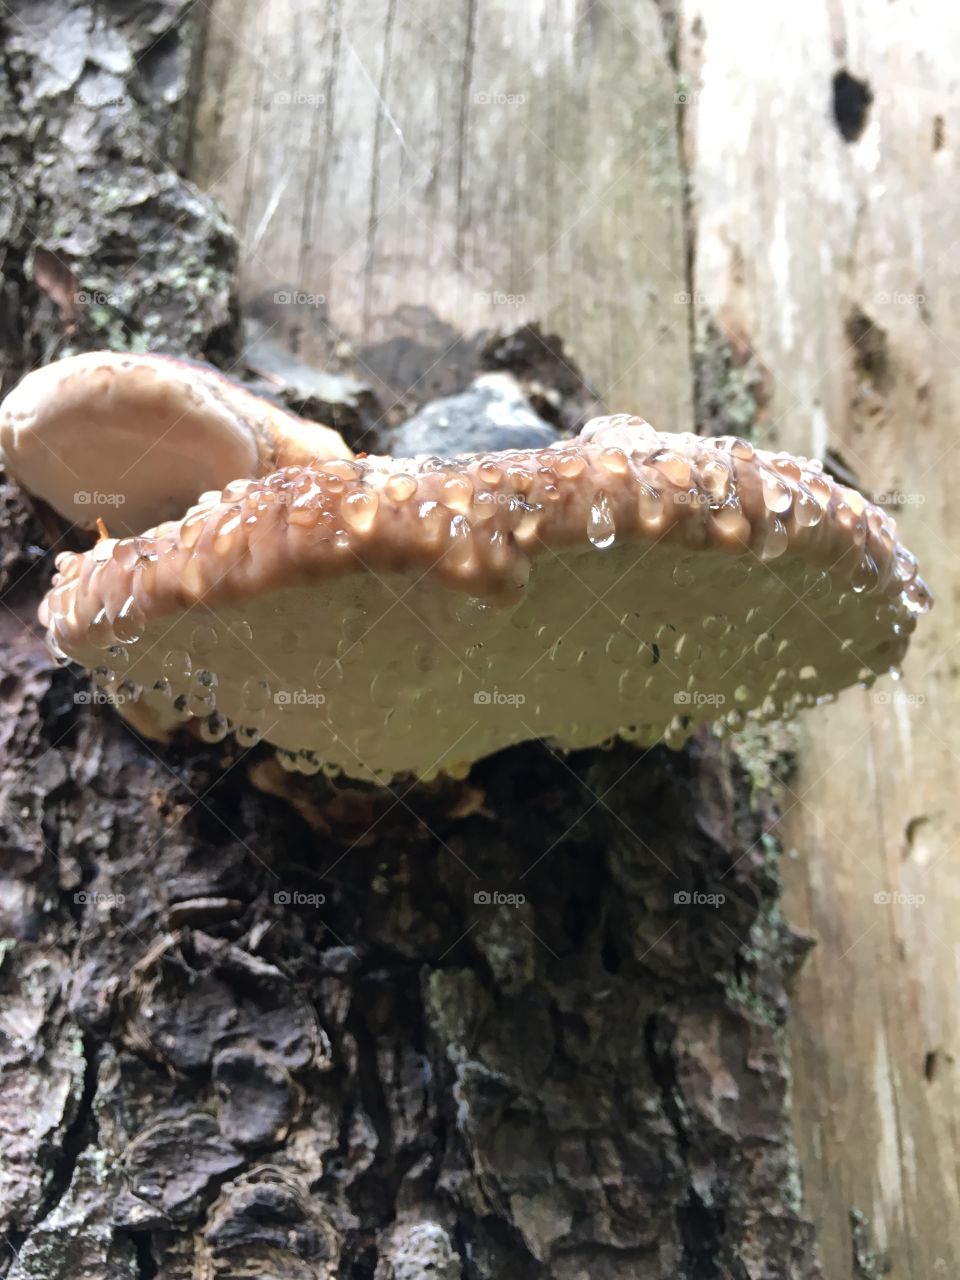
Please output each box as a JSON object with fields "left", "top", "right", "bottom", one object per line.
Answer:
{"left": 14, "top": 355, "right": 930, "bottom": 785}
{"left": 0, "top": 351, "right": 353, "bottom": 536}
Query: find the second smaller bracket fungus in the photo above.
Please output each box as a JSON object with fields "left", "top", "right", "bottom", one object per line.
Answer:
{"left": 39, "top": 416, "right": 931, "bottom": 783}
{"left": 0, "top": 351, "right": 353, "bottom": 537}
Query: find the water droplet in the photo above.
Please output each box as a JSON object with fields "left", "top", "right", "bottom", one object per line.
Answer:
{"left": 699, "top": 456, "right": 732, "bottom": 504}
{"left": 729, "top": 438, "right": 754, "bottom": 461}
{"left": 227, "top": 620, "right": 254, "bottom": 649}
{"left": 242, "top": 677, "right": 272, "bottom": 713}
{"left": 554, "top": 452, "right": 585, "bottom": 479}
{"left": 794, "top": 486, "right": 822, "bottom": 527}
{"left": 114, "top": 596, "right": 145, "bottom": 643}
{"left": 651, "top": 449, "right": 691, "bottom": 488}
{"left": 703, "top": 614, "right": 725, "bottom": 637}
{"left": 771, "top": 455, "right": 802, "bottom": 481}
{"left": 108, "top": 643, "right": 130, "bottom": 673}
{"left": 191, "top": 623, "right": 218, "bottom": 655}
{"left": 446, "top": 514, "right": 474, "bottom": 564}
{"left": 201, "top": 713, "right": 230, "bottom": 743}
{"left": 760, "top": 468, "right": 793, "bottom": 514}
{"left": 599, "top": 447, "right": 629, "bottom": 475}
{"left": 215, "top": 509, "right": 243, "bottom": 543}
{"left": 89, "top": 608, "right": 114, "bottom": 648}
{"left": 385, "top": 473, "right": 418, "bottom": 502}
{"left": 314, "top": 660, "right": 344, "bottom": 690}
{"left": 758, "top": 517, "right": 788, "bottom": 559}
{"left": 904, "top": 577, "right": 933, "bottom": 614}
{"left": 894, "top": 547, "right": 918, "bottom": 584}
{"left": 852, "top": 554, "right": 879, "bottom": 594}
{"left": 341, "top": 489, "right": 380, "bottom": 534}
{"left": 605, "top": 630, "right": 635, "bottom": 663}
{"left": 440, "top": 475, "right": 474, "bottom": 511}
{"left": 588, "top": 490, "right": 616, "bottom": 548}
{"left": 236, "top": 725, "right": 262, "bottom": 747}
{"left": 298, "top": 749, "right": 322, "bottom": 776}
{"left": 672, "top": 559, "right": 695, "bottom": 587}
{"left": 637, "top": 482, "right": 664, "bottom": 524}
{"left": 711, "top": 493, "right": 747, "bottom": 539}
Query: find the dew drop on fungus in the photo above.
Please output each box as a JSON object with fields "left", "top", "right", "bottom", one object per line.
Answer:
{"left": 385, "top": 474, "right": 417, "bottom": 502}
{"left": 758, "top": 517, "right": 788, "bottom": 559}
{"left": 191, "top": 623, "right": 219, "bottom": 655}
{"left": 760, "top": 468, "right": 793, "bottom": 514}
{"left": 89, "top": 608, "right": 114, "bottom": 648}
{"left": 794, "top": 486, "right": 823, "bottom": 527}
{"left": 201, "top": 712, "right": 230, "bottom": 743}
{"left": 588, "top": 490, "right": 616, "bottom": 548}
{"left": 852, "top": 554, "right": 879, "bottom": 594}
{"left": 637, "top": 482, "right": 664, "bottom": 524}
{"left": 341, "top": 490, "right": 380, "bottom": 534}
{"left": 113, "top": 597, "right": 145, "bottom": 643}
{"left": 554, "top": 452, "right": 585, "bottom": 479}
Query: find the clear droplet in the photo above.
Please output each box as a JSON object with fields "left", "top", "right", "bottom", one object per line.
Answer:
{"left": 588, "top": 490, "right": 616, "bottom": 548}
{"left": 113, "top": 597, "right": 145, "bottom": 643}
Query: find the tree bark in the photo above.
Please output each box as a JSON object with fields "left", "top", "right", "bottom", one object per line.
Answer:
{"left": 1, "top": 4, "right": 824, "bottom": 1277}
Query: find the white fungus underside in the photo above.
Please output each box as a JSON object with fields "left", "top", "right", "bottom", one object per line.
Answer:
{"left": 91, "top": 540, "right": 904, "bottom": 782}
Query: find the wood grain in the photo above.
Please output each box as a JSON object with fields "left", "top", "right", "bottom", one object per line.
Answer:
{"left": 192, "top": 0, "right": 693, "bottom": 429}
{"left": 680, "top": 1, "right": 960, "bottom": 1273}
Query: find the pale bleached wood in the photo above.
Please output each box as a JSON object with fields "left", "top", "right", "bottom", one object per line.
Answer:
{"left": 192, "top": 0, "right": 693, "bottom": 429}
{"left": 681, "top": 1, "right": 960, "bottom": 1274}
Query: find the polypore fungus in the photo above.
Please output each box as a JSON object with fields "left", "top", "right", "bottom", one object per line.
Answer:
{"left": 34, "top": 411, "right": 931, "bottom": 783}
{"left": 0, "top": 351, "right": 353, "bottom": 536}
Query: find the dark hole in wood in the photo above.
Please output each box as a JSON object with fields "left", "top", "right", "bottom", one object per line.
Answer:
{"left": 832, "top": 69, "right": 873, "bottom": 142}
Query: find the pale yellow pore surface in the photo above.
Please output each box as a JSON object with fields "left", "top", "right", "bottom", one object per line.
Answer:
{"left": 0, "top": 351, "right": 352, "bottom": 536}
{"left": 39, "top": 417, "right": 930, "bottom": 782}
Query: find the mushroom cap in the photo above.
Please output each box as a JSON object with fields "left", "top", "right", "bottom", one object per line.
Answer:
{"left": 40, "top": 416, "right": 931, "bottom": 782}
{"left": 0, "top": 351, "right": 352, "bottom": 536}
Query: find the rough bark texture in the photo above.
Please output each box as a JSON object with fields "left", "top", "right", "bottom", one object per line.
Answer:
{"left": 0, "top": 4, "right": 824, "bottom": 1277}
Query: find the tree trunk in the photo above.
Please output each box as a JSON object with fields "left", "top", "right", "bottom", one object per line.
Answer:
{"left": 1, "top": 4, "right": 825, "bottom": 1277}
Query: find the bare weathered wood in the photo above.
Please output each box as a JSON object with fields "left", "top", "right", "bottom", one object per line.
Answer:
{"left": 191, "top": 0, "right": 693, "bottom": 431}
{"left": 680, "top": 2, "right": 960, "bottom": 1273}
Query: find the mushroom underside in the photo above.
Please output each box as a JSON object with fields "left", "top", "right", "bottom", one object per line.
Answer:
{"left": 69, "top": 540, "right": 909, "bottom": 782}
